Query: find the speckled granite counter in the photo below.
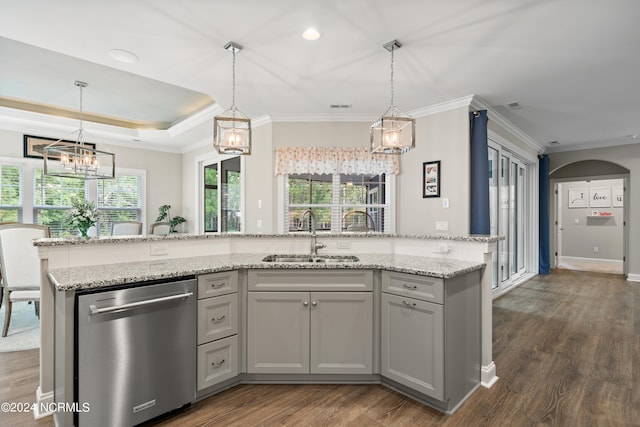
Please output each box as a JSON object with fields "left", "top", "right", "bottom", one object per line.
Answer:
{"left": 35, "top": 232, "right": 502, "bottom": 247}
{"left": 47, "top": 253, "right": 485, "bottom": 291}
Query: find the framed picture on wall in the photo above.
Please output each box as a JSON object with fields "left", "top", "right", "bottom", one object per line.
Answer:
{"left": 23, "top": 134, "right": 94, "bottom": 160}
{"left": 589, "top": 186, "right": 611, "bottom": 207}
{"left": 568, "top": 188, "right": 588, "bottom": 208}
{"left": 613, "top": 186, "right": 624, "bottom": 207}
{"left": 423, "top": 160, "right": 440, "bottom": 198}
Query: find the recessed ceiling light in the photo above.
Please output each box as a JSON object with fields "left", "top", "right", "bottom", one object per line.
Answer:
{"left": 109, "top": 49, "right": 139, "bottom": 64}
{"left": 302, "top": 28, "right": 321, "bottom": 41}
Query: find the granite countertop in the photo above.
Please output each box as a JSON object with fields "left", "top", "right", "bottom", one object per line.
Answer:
{"left": 34, "top": 232, "right": 502, "bottom": 247}
{"left": 47, "top": 253, "right": 485, "bottom": 291}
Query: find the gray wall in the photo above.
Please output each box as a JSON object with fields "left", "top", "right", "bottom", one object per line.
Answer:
{"left": 549, "top": 143, "right": 638, "bottom": 276}
{"left": 559, "top": 179, "right": 623, "bottom": 260}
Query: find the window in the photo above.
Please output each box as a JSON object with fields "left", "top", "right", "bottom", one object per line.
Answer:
{"left": 96, "top": 174, "right": 143, "bottom": 235}
{"left": 285, "top": 173, "right": 388, "bottom": 233}
{"left": 0, "top": 165, "right": 22, "bottom": 222}
{"left": 203, "top": 157, "right": 242, "bottom": 233}
{"left": 33, "top": 168, "right": 86, "bottom": 237}
{"left": 276, "top": 147, "right": 397, "bottom": 234}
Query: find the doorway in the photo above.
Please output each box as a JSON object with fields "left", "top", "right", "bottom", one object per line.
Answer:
{"left": 556, "top": 179, "right": 624, "bottom": 274}
{"left": 549, "top": 160, "right": 630, "bottom": 277}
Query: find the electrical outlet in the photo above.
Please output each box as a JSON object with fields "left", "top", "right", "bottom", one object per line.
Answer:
{"left": 337, "top": 241, "right": 351, "bottom": 249}
{"left": 574, "top": 218, "right": 580, "bottom": 225}
{"left": 436, "top": 221, "right": 449, "bottom": 231}
{"left": 593, "top": 246, "right": 599, "bottom": 253}
{"left": 256, "top": 219, "right": 262, "bottom": 228}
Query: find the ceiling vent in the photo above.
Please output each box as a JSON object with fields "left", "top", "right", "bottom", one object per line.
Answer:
{"left": 507, "top": 101, "right": 521, "bottom": 109}
{"left": 330, "top": 104, "right": 352, "bottom": 109}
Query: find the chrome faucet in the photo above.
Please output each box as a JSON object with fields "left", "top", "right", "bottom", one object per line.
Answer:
{"left": 299, "top": 209, "right": 326, "bottom": 256}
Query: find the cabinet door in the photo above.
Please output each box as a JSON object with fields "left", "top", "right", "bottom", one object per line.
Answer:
{"left": 310, "top": 292, "right": 373, "bottom": 374}
{"left": 381, "top": 293, "right": 444, "bottom": 400}
{"left": 247, "top": 292, "right": 310, "bottom": 374}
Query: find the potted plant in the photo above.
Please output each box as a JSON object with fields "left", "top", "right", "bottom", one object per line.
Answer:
{"left": 66, "top": 198, "right": 98, "bottom": 238}
{"left": 156, "top": 204, "right": 186, "bottom": 233}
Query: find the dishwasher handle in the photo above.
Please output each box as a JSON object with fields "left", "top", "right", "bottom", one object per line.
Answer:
{"left": 89, "top": 292, "right": 194, "bottom": 315}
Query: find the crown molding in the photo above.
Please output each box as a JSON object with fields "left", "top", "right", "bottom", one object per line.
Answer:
{"left": 409, "top": 95, "right": 474, "bottom": 118}
{"left": 470, "top": 95, "right": 545, "bottom": 154}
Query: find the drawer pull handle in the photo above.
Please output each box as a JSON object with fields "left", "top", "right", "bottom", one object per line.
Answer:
{"left": 403, "top": 284, "right": 418, "bottom": 290}
{"left": 402, "top": 300, "right": 417, "bottom": 307}
{"left": 211, "top": 358, "right": 226, "bottom": 368}
{"left": 210, "top": 282, "right": 226, "bottom": 288}
{"left": 211, "top": 315, "right": 226, "bottom": 323}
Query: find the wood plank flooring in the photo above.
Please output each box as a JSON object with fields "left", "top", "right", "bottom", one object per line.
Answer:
{"left": 1, "top": 269, "right": 638, "bottom": 426}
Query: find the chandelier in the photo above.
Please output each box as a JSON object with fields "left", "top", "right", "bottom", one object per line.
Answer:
{"left": 43, "top": 81, "right": 115, "bottom": 179}
{"left": 213, "top": 41, "right": 252, "bottom": 155}
{"left": 370, "top": 40, "right": 415, "bottom": 154}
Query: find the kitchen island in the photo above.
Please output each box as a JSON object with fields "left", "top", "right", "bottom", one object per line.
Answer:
{"left": 34, "top": 233, "right": 500, "bottom": 424}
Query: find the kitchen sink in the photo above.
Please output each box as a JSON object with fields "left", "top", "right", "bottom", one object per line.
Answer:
{"left": 262, "top": 254, "right": 359, "bottom": 263}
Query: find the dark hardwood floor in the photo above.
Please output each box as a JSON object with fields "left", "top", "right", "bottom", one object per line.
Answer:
{"left": 1, "top": 269, "right": 638, "bottom": 426}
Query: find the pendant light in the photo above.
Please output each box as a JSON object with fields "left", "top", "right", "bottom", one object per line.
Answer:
{"left": 370, "top": 40, "right": 415, "bottom": 154}
{"left": 43, "top": 81, "right": 116, "bottom": 179}
{"left": 214, "top": 41, "right": 252, "bottom": 155}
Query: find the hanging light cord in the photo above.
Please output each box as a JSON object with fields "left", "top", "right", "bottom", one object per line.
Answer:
{"left": 389, "top": 45, "right": 395, "bottom": 108}
{"left": 231, "top": 48, "right": 237, "bottom": 110}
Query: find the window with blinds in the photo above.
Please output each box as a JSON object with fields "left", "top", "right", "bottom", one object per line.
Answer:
{"left": 97, "top": 174, "right": 142, "bottom": 236}
{"left": 0, "top": 165, "right": 23, "bottom": 223}
{"left": 285, "top": 173, "right": 388, "bottom": 233}
{"left": 33, "top": 168, "right": 86, "bottom": 237}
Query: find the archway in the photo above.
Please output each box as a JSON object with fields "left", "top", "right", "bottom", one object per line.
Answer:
{"left": 550, "top": 160, "right": 630, "bottom": 275}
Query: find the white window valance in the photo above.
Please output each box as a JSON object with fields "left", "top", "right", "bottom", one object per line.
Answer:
{"left": 274, "top": 147, "right": 399, "bottom": 175}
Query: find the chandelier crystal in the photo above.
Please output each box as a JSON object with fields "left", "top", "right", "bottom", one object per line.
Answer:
{"left": 370, "top": 40, "right": 415, "bottom": 155}
{"left": 214, "top": 42, "right": 252, "bottom": 155}
{"left": 43, "top": 81, "right": 115, "bottom": 179}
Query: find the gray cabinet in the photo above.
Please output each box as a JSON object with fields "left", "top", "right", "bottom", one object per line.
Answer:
{"left": 197, "top": 271, "right": 239, "bottom": 390}
{"left": 381, "top": 270, "right": 481, "bottom": 412}
{"left": 247, "top": 270, "right": 373, "bottom": 375}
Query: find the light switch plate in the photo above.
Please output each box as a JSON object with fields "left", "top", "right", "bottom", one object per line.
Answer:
{"left": 442, "top": 198, "right": 450, "bottom": 208}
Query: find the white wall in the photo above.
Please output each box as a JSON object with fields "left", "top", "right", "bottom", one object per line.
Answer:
{"left": 559, "top": 179, "right": 624, "bottom": 260}
{"left": 0, "top": 129, "right": 183, "bottom": 230}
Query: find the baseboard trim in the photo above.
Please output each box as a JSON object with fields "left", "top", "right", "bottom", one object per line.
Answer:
{"left": 481, "top": 362, "right": 498, "bottom": 388}
{"left": 627, "top": 273, "right": 640, "bottom": 282}
{"left": 559, "top": 255, "right": 623, "bottom": 267}
{"left": 33, "top": 386, "right": 54, "bottom": 419}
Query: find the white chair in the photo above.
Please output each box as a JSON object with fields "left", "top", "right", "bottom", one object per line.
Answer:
{"left": 0, "top": 224, "right": 50, "bottom": 337}
{"left": 149, "top": 222, "right": 170, "bottom": 235}
{"left": 111, "top": 221, "right": 143, "bottom": 236}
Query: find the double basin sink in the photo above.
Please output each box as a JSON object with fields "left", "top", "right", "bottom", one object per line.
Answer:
{"left": 262, "top": 254, "right": 359, "bottom": 264}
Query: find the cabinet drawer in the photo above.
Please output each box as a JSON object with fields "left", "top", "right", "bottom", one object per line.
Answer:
{"left": 382, "top": 270, "right": 443, "bottom": 304}
{"left": 248, "top": 269, "right": 373, "bottom": 291}
{"left": 198, "top": 270, "right": 238, "bottom": 299}
{"left": 198, "top": 293, "right": 238, "bottom": 344}
{"left": 197, "top": 335, "right": 238, "bottom": 390}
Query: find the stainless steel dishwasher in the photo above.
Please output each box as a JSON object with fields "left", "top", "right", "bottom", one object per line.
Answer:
{"left": 75, "top": 277, "right": 196, "bottom": 426}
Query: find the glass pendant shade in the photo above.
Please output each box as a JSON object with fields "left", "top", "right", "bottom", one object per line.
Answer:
{"left": 370, "top": 39, "right": 415, "bottom": 155}
{"left": 370, "top": 105, "right": 415, "bottom": 154}
{"left": 43, "top": 81, "right": 115, "bottom": 179}
{"left": 213, "top": 106, "right": 252, "bottom": 155}
{"left": 214, "top": 41, "right": 251, "bottom": 155}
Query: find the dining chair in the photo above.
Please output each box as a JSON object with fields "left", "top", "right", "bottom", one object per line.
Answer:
{"left": 111, "top": 221, "right": 143, "bottom": 236}
{"left": 149, "top": 222, "right": 170, "bottom": 235}
{"left": 0, "top": 223, "right": 50, "bottom": 337}
{"left": 0, "top": 221, "right": 19, "bottom": 310}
